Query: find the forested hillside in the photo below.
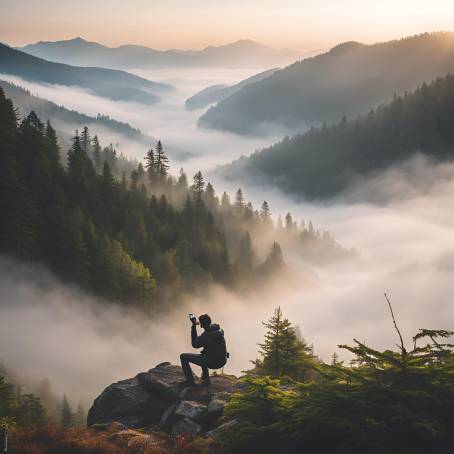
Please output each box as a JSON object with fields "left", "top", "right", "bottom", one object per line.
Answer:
{"left": 0, "top": 80, "right": 149, "bottom": 143}
{"left": 0, "top": 43, "right": 173, "bottom": 104}
{"left": 220, "top": 74, "right": 454, "bottom": 199}
{"left": 199, "top": 32, "right": 454, "bottom": 134}
{"left": 0, "top": 88, "right": 348, "bottom": 308}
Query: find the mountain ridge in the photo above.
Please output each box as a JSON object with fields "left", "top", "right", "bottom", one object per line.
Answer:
{"left": 0, "top": 43, "right": 173, "bottom": 104}
{"left": 218, "top": 74, "right": 454, "bottom": 200}
{"left": 0, "top": 79, "right": 152, "bottom": 146}
{"left": 198, "top": 32, "right": 454, "bottom": 134}
{"left": 17, "top": 37, "right": 304, "bottom": 69}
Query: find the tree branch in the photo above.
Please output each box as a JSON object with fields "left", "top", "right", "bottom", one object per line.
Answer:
{"left": 384, "top": 293, "right": 406, "bottom": 356}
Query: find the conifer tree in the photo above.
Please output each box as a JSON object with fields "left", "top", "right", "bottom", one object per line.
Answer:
{"left": 244, "top": 201, "right": 254, "bottom": 222}
{"left": 238, "top": 231, "right": 254, "bottom": 274}
{"left": 192, "top": 170, "right": 205, "bottom": 196}
{"left": 80, "top": 126, "right": 91, "bottom": 155}
{"left": 60, "top": 394, "right": 74, "bottom": 427}
{"left": 221, "top": 192, "right": 231, "bottom": 211}
{"left": 91, "top": 135, "right": 101, "bottom": 172}
{"left": 45, "top": 120, "right": 60, "bottom": 163}
{"left": 144, "top": 147, "right": 156, "bottom": 183}
{"left": 234, "top": 188, "right": 245, "bottom": 215}
{"left": 75, "top": 404, "right": 85, "bottom": 427}
{"left": 285, "top": 212, "right": 294, "bottom": 230}
{"left": 102, "top": 161, "right": 115, "bottom": 190}
{"left": 261, "top": 242, "right": 284, "bottom": 274}
{"left": 260, "top": 200, "right": 271, "bottom": 223}
{"left": 253, "top": 307, "right": 314, "bottom": 379}
{"left": 177, "top": 168, "right": 188, "bottom": 190}
{"left": 155, "top": 140, "right": 169, "bottom": 179}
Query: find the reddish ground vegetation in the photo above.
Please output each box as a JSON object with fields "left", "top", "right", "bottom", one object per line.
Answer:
{"left": 7, "top": 425, "right": 226, "bottom": 454}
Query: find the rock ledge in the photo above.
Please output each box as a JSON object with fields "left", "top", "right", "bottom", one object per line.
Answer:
{"left": 88, "top": 362, "right": 240, "bottom": 435}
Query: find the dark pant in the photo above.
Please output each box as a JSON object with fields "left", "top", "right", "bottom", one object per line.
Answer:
{"left": 180, "top": 353, "right": 227, "bottom": 383}
{"left": 180, "top": 353, "right": 210, "bottom": 382}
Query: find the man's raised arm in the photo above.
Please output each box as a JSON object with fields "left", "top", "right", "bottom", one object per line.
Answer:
{"left": 191, "top": 323, "right": 204, "bottom": 348}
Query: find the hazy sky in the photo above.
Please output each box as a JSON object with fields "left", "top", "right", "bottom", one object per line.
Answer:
{"left": 1, "top": 0, "right": 454, "bottom": 50}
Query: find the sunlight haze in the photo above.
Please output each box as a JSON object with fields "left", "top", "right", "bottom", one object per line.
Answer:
{"left": 2, "top": 0, "right": 454, "bottom": 50}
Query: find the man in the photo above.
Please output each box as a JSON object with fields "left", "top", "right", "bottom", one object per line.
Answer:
{"left": 180, "top": 314, "right": 228, "bottom": 385}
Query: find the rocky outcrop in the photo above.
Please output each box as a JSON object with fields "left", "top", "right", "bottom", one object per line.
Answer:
{"left": 88, "top": 362, "right": 240, "bottom": 436}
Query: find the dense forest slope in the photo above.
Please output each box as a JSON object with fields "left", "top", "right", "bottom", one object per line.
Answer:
{"left": 0, "top": 80, "right": 149, "bottom": 143}
{"left": 185, "top": 68, "right": 277, "bottom": 110}
{"left": 0, "top": 88, "right": 349, "bottom": 307}
{"left": 220, "top": 74, "right": 454, "bottom": 199}
{"left": 199, "top": 32, "right": 454, "bottom": 134}
{"left": 18, "top": 37, "right": 302, "bottom": 69}
{"left": 0, "top": 43, "right": 173, "bottom": 104}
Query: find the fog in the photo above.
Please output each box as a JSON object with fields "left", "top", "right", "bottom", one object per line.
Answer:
{"left": 1, "top": 68, "right": 453, "bottom": 411}
{"left": 2, "top": 157, "right": 454, "bottom": 409}
{"left": 0, "top": 69, "right": 288, "bottom": 172}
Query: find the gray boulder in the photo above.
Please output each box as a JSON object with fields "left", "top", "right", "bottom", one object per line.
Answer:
{"left": 159, "top": 404, "right": 178, "bottom": 429}
{"left": 138, "top": 363, "right": 186, "bottom": 399}
{"left": 87, "top": 376, "right": 169, "bottom": 428}
{"left": 88, "top": 362, "right": 240, "bottom": 434}
{"left": 172, "top": 417, "right": 202, "bottom": 435}
{"left": 175, "top": 400, "right": 207, "bottom": 420}
{"left": 205, "top": 419, "right": 238, "bottom": 438}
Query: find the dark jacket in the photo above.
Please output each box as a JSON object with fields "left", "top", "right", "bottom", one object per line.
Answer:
{"left": 191, "top": 323, "right": 227, "bottom": 367}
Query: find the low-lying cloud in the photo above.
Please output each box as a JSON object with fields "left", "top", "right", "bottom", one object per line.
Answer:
{"left": 2, "top": 158, "right": 454, "bottom": 408}
{"left": 1, "top": 69, "right": 453, "bottom": 413}
{"left": 0, "top": 70, "right": 287, "bottom": 173}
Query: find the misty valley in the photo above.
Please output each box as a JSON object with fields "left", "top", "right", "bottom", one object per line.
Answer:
{"left": 0, "top": 15, "right": 454, "bottom": 454}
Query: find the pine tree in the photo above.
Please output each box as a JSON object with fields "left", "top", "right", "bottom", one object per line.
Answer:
{"left": 177, "top": 168, "right": 188, "bottom": 190}
{"left": 45, "top": 120, "right": 60, "bottom": 164}
{"left": 256, "top": 307, "right": 288, "bottom": 377}
{"left": 91, "top": 135, "right": 101, "bottom": 172}
{"left": 155, "top": 140, "right": 169, "bottom": 179}
{"left": 285, "top": 212, "right": 294, "bottom": 230}
{"left": 75, "top": 404, "right": 86, "bottom": 427}
{"left": 80, "top": 126, "right": 91, "bottom": 155}
{"left": 192, "top": 170, "right": 205, "bottom": 196}
{"left": 234, "top": 188, "right": 245, "bottom": 216}
{"left": 144, "top": 147, "right": 156, "bottom": 183}
{"left": 244, "top": 201, "right": 254, "bottom": 222}
{"left": 60, "top": 394, "right": 74, "bottom": 427}
{"left": 253, "top": 307, "right": 315, "bottom": 379}
{"left": 308, "top": 221, "right": 314, "bottom": 235}
{"left": 261, "top": 242, "right": 284, "bottom": 274}
{"left": 260, "top": 200, "right": 271, "bottom": 223}
{"left": 221, "top": 192, "right": 231, "bottom": 211}
{"left": 237, "top": 231, "right": 254, "bottom": 274}
{"left": 102, "top": 161, "right": 115, "bottom": 190}
{"left": 204, "top": 182, "right": 217, "bottom": 211}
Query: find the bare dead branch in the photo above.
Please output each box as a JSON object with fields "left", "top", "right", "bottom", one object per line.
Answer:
{"left": 384, "top": 292, "right": 406, "bottom": 356}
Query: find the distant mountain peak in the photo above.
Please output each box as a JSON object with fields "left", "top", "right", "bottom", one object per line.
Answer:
{"left": 202, "top": 39, "right": 271, "bottom": 52}
{"left": 329, "top": 41, "right": 365, "bottom": 54}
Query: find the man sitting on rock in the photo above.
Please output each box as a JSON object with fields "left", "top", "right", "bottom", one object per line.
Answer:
{"left": 180, "top": 314, "right": 228, "bottom": 386}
